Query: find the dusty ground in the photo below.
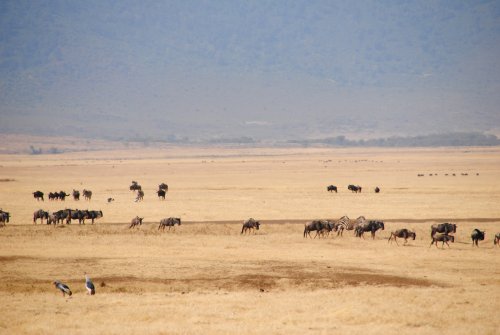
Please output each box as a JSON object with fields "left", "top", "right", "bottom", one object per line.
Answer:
{"left": 0, "top": 146, "right": 499, "bottom": 334}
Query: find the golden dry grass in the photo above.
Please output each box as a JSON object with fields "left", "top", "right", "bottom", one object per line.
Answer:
{"left": 0, "top": 146, "right": 499, "bottom": 334}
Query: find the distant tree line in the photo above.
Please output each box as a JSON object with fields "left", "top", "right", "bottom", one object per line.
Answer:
{"left": 288, "top": 132, "right": 500, "bottom": 147}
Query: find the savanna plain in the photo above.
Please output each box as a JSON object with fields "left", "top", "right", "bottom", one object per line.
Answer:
{"left": 0, "top": 145, "right": 499, "bottom": 335}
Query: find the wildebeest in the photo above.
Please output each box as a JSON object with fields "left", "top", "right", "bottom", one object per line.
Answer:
{"left": 355, "top": 220, "right": 385, "bottom": 239}
{"left": 73, "top": 189, "right": 80, "bottom": 201}
{"left": 47, "top": 213, "right": 58, "bottom": 225}
{"left": 304, "top": 220, "right": 330, "bottom": 238}
{"left": 52, "top": 209, "right": 71, "bottom": 224}
{"left": 107, "top": 198, "right": 114, "bottom": 203}
{"left": 375, "top": 187, "right": 380, "bottom": 193}
{"left": 82, "top": 189, "right": 92, "bottom": 201}
{"left": 0, "top": 210, "right": 10, "bottom": 227}
{"left": 494, "top": 233, "right": 500, "bottom": 247}
{"left": 348, "top": 184, "right": 362, "bottom": 193}
{"left": 388, "top": 229, "right": 416, "bottom": 245}
{"left": 430, "top": 233, "right": 455, "bottom": 249}
{"left": 431, "top": 223, "right": 457, "bottom": 237}
{"left": 130, "top": 181, "right": 142, "bottom": 192}
{"left": 33, "top": 191, "right": 44, "bottom": 201}
{"left": 159, "top": 183, "right": 168, "bottom": 191}
{"left": 86, "top": 210, "right": 103, "bottom": 224}
{"left": 48, "top": 192, "right": 58, "bottom": 201}
{"left": 158, "top": 217, "right": 181, "bottom": 231}
{"left": 326, "top": 185, "right": 337, "bottom": 193}
{"left": 67, "top": 209, "right": 87, "bottom": 224}
{"left": 33, "top": 209, "right": 49, "bottom": 224}
{"left": 157, "top": 189, "right": 166, "bottom": 200}
{"left": 58, "top": 191, "right": 69, "bottom": 201}
{"left": 129, "top": 216, "right": 143, "bottom": 229}
{"left": 135, "top": 190, "right": 144, "bottom": 202}
{"left": 318, "top": 220, "right": 335, "bottom": 237}
{"left": 241, "top": 218, "right": 260, "bottom": 234}
{"left": 471, "top": 229, "right": 485, "bottom": 247}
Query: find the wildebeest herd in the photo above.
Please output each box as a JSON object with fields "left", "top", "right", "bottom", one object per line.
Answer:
{"left": 327, "top": 184, "right": 380, "bottom": 193}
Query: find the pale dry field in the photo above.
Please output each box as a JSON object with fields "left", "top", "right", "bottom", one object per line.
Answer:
{"left": 0, "top": 146, "right": 499, "bottom": 334}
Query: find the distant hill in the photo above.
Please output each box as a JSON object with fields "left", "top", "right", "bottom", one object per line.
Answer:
{"left": 1, "top": 1, "right": 499, "bottom": 141}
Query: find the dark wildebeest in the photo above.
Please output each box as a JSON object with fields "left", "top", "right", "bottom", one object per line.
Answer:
{"left": 375, "top": 187, "right": 380, "bottom": 193}
{"left": 431, "top": 223, "right": 457, "bottom": 237}
{"left": 73, "top": 189, "right": 80, "bottom": 201}
{"left": 471, "top": 229, "right": 485, "bottom": 247}
{"left": 388, "top": 229, "right": 416, "bottom": 245}
{"left": 355, "top": 220, "right": 385, "bottom": 239}
{"left": 326, "top": 185, "right": 337, "bottom": 193}
{"left": 430, "top": 234, "right": 455, "bottom": 249}
{"left": 33, "top": 191, "right": 44, "bottom": 201}
{"left": 52, "top": 209, "right": 70, "bottom": 224}
{"left": 303, "top": 220, "right": 328, "bottom": 239}
{"left": 68, "top": 209, "right": 86, "bottom": 224}
{"left": 494, "top": 233, "right": 500, "bottom": 247}
{"left": 135, "top": 190, "right": 144, "bottom": 202}
{"left": 130, "top": 181, "right": 142, "bottom": 192}
{"left": 86, "top": 210, "right": 103, "bottom": 224}
{"left": 58, "top": 191, "right": 69, "bottom": 201}
{"left": 33, "top": 209, "right": 49, "bottom": 224}
{"left": 48, "top": 192, "right": 58, "bottom": 201}
{"left": 157, "top": 189, "right": 166, "bottom": 200}
{"left": 107, "top": 198, "right": 114, "bottom": 203}
{"left": 318, "top": 221, "right": 335, "bottom": 238}
{"left": 129, "top": 216, "right": 144, "bottom": 229}
{"left": 241, "top": 218, "right": 260, "bottom": 234}
{"left": 83, "top": 189, "right": 92, "bottom": 201}
{"left": 0, "top": 210, "right": 10, "bottom": 227}
{"left": 159, "top": 183, "right": 168, "bottom": 191}
{"left": 348, "top": 184, "right": 362, "bottom": 193}
{"left": 158, "top": 217, "right": 181, "bottom": 231}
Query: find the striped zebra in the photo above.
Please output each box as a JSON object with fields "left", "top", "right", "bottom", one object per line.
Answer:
{"left": 334, "top": 216, "right": 366, "bottom": 236}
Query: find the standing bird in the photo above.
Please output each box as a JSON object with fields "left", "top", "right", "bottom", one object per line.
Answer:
{"left": 85, "top": 273, "right": 95, "bottom": 295}
{"left": 53, "top": 281, "right": 72, "bottom": 297}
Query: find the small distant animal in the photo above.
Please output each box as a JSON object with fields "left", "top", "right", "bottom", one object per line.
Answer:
{"left": 326, "top": 185, "right": 337, "bottom": 193}
{"left": 471, "top": 229, "right": 485, "bottom": 247}
{"left": 85, "top": 273, "right": 95, "bottom": 295}
{"left": 494, "top": 233, "right": 500, "bottom": 247}
{"left": 33, "top": 191, "right": 44, "bottom": 201}
{"left": 417, "top": 174, "right": 424, "bottom": 177}
{"left": 58, "top": 191, "right": 69, "bottom": 201}
{"left": 82, "top": 189, "right": 92, "bottom": 201}
{"left": 430, "top": 234, "right": 455, "bottom": 249}
{"left": 33, "top": 209, "right": 49, "bottom": 224}
{"left": 158, "top": 183, "right": 169, "bottom": 191}
{"left": 107, "top": 198, "right": 114, "bottom": 203}
{"left": 388, "top": 229, "right": 416, "bottom": 245}
{"left": 157, "top": 189, "right": 166, "bottom": 200}
{"left": 130, "top": 181, "right": 142, "bottom": 192}
{"left": 348, "top": 184, "right": 362, "bottom": 193}
{"left": 241, "top": 218, "right": 260, "bottom": 234}
{"left": 53, "top": 281, "right": 72, "bottom": 297}
{"left": 158, "top": 217, "right": 181, "bottom": 231}
{"left": 374, "top": 187, "right": 380, "bottom": 193}
{"left": 0, "top": 210, "right": 10, "bottom": 227}
{"left": 135, "top": 190, "right": 144, "bottom": 202}
{"left": 73, "top": 189, "right": 80, "bottom": 201}
{"left": 431, "top": 223, "right": 457, "bottom": 237}
{"left": 129, "top": 216, "right": 143, "bottom": 228}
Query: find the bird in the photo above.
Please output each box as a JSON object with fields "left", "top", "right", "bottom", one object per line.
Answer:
{"left": 85, "top": 273, "right": 95, "bottom": 295}
{"left": 53, "top": 281, "right": 72, "bottom": 297}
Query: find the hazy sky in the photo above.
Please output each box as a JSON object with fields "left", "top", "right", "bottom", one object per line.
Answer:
{"left": 1, "top": 1, "right": 499, "bottom": 140}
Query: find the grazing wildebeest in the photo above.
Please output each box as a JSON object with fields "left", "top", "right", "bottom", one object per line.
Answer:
{"left": 388, "top": 229, "right": 416, "bottom": 245}
{"left": 73, "top": 189, "right": 80, "bottom": 201}
{"left": 58, "top": 191, "right": 69, "bottom": 201}
{"left": 348, "top": 184, "right": 362, "bottom": 193}
{"left": 33, "top": 209, "right": 49, "bottom": 224}
{"left": 430, "top": 233, "right": 455, "bottom": 249}
{"left": 471, "top": 229, "right": 485, "bottom": 247}
{"left": 157, "top": 189, "right": 166, "bottom": 200}
{"left": 326, "top": 185, "right": 337, "bottom": 193}
{"left": 375, "top": 187, "right": 380, "bottom": 193}
{"left": 158, "top": 217, "right": 181, "bottom": 231}
{"left": 33, "top": 191, "right": 44, "bottom": 201}
{"left": 494, "top": 233, "right": 500, "bottom": 247}
{"left": 82, "top": 189, "right": 92, "bottom": 201}
{"left": 86, "top": 210, "right": 103, "bottom": 224}
{"left": 159, "top": 183, "right": 168, "bottom": 191}
{"left": 431, "top": 223, "right": 457, "bottom": 237}
{"left": 135, "top": 190, "right": 144, "bottom": 202}
{"left": 129, "top": 216, "right": 144, "bottom": 228}
{"left": 304, "top": 220, "right": 329, "bottom": 238}
{"left": 130, "top": 181, "right": 142, "bottom": 192}
{"left": 355, "top": 220, "right": 385, "bottom": 239}
{"left": 241, "top": 218, "right": 260, "bottom": 234}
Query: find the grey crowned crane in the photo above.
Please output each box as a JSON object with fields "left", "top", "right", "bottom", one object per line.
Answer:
{"left": 85, "top": 274, "right": 95, "bottom": 295}
{"left": 53, "top": 281, "right": 72, "bottom": 297}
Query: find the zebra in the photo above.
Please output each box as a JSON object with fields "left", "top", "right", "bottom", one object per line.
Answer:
{"left": 471, "top": 229, "right": 485, "bottom": 247}
{"left": 158, "top": 217, "right": 181, "bottom": 231}
{"left": 388, "top": 229, "right": 416, "bottom": 245}
{"left": 430, "top": 234, "right": 455, "bottom": 249}
{"left": 355, "top": 220, "right": 385, "bottom": 239}
{"left": 431, "top": 223, "right": 457, "bottom": 237}
{"left": 241, "top": 218, "right": 260, "bottom": 234}
{"left": 333, "top": 216, "right": 351, "bottom": 236}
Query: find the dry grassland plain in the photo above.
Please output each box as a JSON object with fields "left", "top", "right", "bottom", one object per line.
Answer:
{"left": 0, "top": 146, "right": 499, "bottom": 334}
